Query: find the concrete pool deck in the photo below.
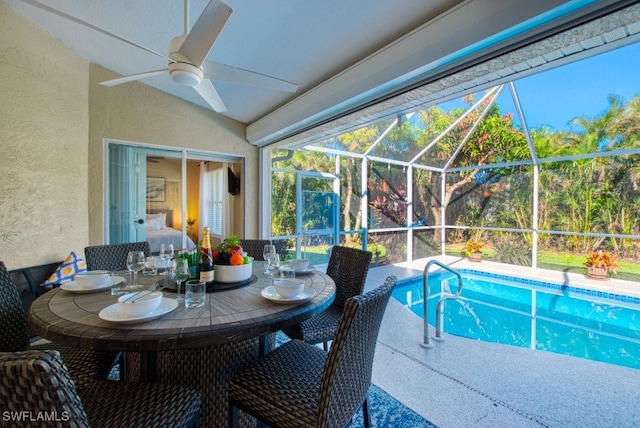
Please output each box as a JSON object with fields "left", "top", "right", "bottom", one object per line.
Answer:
{"left": 366, "top": 256, "right": 640, "bottom": 427}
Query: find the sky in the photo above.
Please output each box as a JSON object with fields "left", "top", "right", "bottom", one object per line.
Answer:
{"left": 512, "top": 42, "right": 640, "bottom": 131}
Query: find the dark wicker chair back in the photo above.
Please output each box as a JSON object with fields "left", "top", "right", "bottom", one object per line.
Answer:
{"left": 317, "top": 275, "right": 396, "bottom": 426}
{"left": 228, "top": 276, "right": 396, "bottom": 428}
{"left": 326, "top": 245, "right": 372, "bottom": 307}
{"left": 84, "top": 242, "right": 151, "bottom": 271}
{"left": 1, "top": 262, "right": 118, "bottom": 388}
{"left": 0, "top": 350, "right": 90, "bottom": 426}
{"left": 0, "top": 261, "right": 31, "bottom": 352}
{"left": 0, "top": 349, "right": 202, "bottom": 428}
{"left": 281, "top": 245, "right": 373, "bottom": 349}
{"left": 239, "top": 239, "right": 272, "bottom": 261}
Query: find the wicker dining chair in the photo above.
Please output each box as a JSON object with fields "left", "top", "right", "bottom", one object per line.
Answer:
{"left": 0, "top": 261, "right": 117, "bottom": 389}
{"left": 84, "top": 242, "right": 152, "bottom": 382}
{"left": 0, "top": 349, "right": 201, "bottom": 428}
{"left": 282, "top": 245, "right": 372, "bottom": 350}
{"left": 229, "top": 276, "right": 397, "bottom": 428}
{"left": 239, "top": 239, "right": 272, "bottom": 261}
{"left": 84, "top": 241, "right": 151, "bottom": 271}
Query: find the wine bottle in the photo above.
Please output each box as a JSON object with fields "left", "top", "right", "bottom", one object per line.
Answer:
{"left": 198, "top": 227, "right": 215, "bottom": 285}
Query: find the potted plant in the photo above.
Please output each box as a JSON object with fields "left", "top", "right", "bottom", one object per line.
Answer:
{"left": 462, "top": 240, "right": 483, "bottom": 262}
{"left": 583, "top": 249, "right": 619, "bottom": 280}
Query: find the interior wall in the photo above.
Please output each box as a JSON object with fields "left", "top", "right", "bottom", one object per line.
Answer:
{"left": 0, "top": 3, "right": 90, "bottom": 268}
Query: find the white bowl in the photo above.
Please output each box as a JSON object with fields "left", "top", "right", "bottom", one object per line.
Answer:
{"left": 214, "top": 262, "right": 252, "bottom": 283}
{"left": 287, "top": 259, "right": 310, "bottom": 271}
{"left": 117, "top": 291, "right": 163, "bottom": 316}
{"left": 273, "top": 278, "right": 305, "bottom": 299}
{"left": 74, "top": 271, "right": 110, "bottom": 289}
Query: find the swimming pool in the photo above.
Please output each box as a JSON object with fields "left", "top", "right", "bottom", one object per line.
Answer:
{"left": 392, "top": 270, "right": 640, "bottom": 370}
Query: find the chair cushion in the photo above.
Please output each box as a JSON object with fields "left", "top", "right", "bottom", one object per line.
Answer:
{"left": 41, "top": 251, "right": 87, "bottom": 289}
{"left": 229, "top": 340, "right": 326, "bottom": 427}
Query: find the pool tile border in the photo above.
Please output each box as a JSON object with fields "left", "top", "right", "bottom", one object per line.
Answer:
{"left": 397, "top": 268, "right": 640, "bottom": 306}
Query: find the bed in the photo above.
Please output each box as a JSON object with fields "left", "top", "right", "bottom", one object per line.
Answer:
{"left": 146, "top": 209, "right": 197, "bottom": 253}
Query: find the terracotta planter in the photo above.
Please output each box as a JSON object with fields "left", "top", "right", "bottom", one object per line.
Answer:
{"left": 587, "top": 265, "right": 608, "bottom": 280}
{"left": 468, "top": 252, "right": 482, "bottom": 262}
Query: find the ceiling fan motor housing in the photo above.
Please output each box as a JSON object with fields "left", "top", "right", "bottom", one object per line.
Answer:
{"left": 168, "top": 35, "right": 203, "bottom": 87}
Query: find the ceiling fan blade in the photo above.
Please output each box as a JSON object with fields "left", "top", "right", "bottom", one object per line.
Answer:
{"left": 193, "top": 80, "right": 227, "bottom": 112}
{"left": 203, "top": 61, "right": 298, "bottom": 93}
{"left": 178, "top": 0, "right": 233, "bottom": 68}
{"left": 20, "top": 0, "right": 173, "bottom": 63}
{"left": 100, "top": 69, "right": 168, "bottom": 87}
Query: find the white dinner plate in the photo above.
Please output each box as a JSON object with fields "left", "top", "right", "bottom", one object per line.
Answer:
{"left": 60, "top": 276, "right": 126, "bottom": 294}
{"left": 261, "top": 285, "right": 317, "bottom": 304}
{"left": 98, "top": 298, "right": 178, "bottom": 324}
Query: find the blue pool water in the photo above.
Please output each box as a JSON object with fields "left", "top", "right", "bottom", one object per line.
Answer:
{"left": 392, "top": 270, "right": 640, "bottom": 370}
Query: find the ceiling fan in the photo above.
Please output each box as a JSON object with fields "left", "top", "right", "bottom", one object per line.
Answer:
{"left": 21, "top": 0, "right": 298, "bottom": 113}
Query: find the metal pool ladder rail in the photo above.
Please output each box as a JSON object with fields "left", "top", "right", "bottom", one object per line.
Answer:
{"left": 420, "top": 260, "right": 463, "bottom": 349}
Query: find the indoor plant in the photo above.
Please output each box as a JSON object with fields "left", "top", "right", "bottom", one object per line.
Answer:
{"left": 462, "top": 240, "right": 483, "bottom": 262}
{"left": 583, "top": 249, "right": 619, "bottom": 280}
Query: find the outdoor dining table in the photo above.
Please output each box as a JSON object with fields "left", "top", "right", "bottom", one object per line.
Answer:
{"left": 29, "top": 261, "right": 336, "bottom": 427}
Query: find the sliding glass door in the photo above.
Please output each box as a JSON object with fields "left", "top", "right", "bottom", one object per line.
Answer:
{"left": 106, "top": 141, "right": 245, "bottom": 253}
{"left": 108, "top": 144, "right": 148, "bottom": 244}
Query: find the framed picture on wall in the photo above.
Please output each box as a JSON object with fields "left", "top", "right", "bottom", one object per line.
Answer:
{"left": 146, "top": 177, "right": 166, "bottom": 202}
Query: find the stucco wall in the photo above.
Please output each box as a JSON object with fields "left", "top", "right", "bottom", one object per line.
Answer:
{"left": 0, "top": 2, "right": 90, "bottom": 268}
{"left": 0, "top": 2, "right": 260, "bottom": 269}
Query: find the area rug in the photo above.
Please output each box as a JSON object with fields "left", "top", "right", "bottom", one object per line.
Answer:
{"left": 353, "top": 383, "right": 436, "bottom": 427}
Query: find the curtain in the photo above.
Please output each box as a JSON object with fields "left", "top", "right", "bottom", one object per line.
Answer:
{"left": 198, "top": 161, "right": 208, "bottom": 242}
{"left": 222, "top": 162, "right": 231, "bottom": 238}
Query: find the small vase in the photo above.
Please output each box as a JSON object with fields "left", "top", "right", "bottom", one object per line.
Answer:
{"left": 587, "top": 265, "right": 608, "bottom": 280}
{"left": 469, "top": 252, "right": 482, "bottom": 262}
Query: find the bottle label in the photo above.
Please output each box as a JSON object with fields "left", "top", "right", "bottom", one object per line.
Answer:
{"left": 200, "top": 270, "right": 214, "bottom": 282}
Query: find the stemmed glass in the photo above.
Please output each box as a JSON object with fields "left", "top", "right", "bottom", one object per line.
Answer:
{"left": 159, "top": 243, "right": 174, "bottom": 275}
{"left": 265, "top": 253, "right": 280, "bottom": 286}
{"left": 263, "top": 245, "right": 276, "bottom": 274}
{"left": 170, "top": 258, "right": 189, "bottom": 303}
{"left": 126, "top": 251, "right": 146, "bottom": 289}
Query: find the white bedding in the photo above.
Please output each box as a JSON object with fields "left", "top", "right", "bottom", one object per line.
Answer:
{"left": 145, "top": 227, "right": 197, "bottom": 253}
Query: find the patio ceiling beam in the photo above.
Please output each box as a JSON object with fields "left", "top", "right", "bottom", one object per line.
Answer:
{"left": 248, "top": 0, "right": 580, "bottom": 147}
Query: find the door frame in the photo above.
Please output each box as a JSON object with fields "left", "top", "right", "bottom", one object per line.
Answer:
{"left": 103, "top": 138, "right": 245, "bottom": 246}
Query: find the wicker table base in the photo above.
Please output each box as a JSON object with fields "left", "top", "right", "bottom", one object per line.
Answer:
{"left": 156, "top": 339, "right": 262, "bottom": 427}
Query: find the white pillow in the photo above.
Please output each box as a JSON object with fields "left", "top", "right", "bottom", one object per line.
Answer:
{"left": 146, "top": 212, "right": 167, "bottom": 229}
{"left": 146, "top": 217, "right": 163, "bottom": 230}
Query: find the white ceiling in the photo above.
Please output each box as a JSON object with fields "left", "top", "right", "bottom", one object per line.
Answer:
{"left": 3, "top": 0, "right": 631, "bottom": 145}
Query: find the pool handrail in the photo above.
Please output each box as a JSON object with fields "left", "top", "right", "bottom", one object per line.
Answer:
{"left": 420, "top": 260, "right": 463, "bottom": 348}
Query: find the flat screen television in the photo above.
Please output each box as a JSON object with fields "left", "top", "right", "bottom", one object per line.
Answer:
{"left": 228, "top": 167, "right": 240, "bottom": 195}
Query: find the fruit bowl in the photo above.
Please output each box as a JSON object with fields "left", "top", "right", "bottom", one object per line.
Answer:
{"left": 214, "top": 261, "right": 252, "bottom": 283}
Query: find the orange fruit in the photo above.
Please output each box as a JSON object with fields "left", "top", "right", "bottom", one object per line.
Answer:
{"left": 230, "top": 253, "right": 244, "bottom": 266}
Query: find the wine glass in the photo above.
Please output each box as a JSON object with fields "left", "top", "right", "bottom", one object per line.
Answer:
{"left": 159, "top": 243, "right": 174, "bottom": 275}
{"left": 126, "top": 251, "right": 146, "bottom": 289}
{"left": 265, "top": 253, "right": 280, "bottom": 286}
{"left": 170, "top": 258, "right": 189, "bottom": 303}
{"left": 263, "top": 245, "right": 276, "bottom": 274}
